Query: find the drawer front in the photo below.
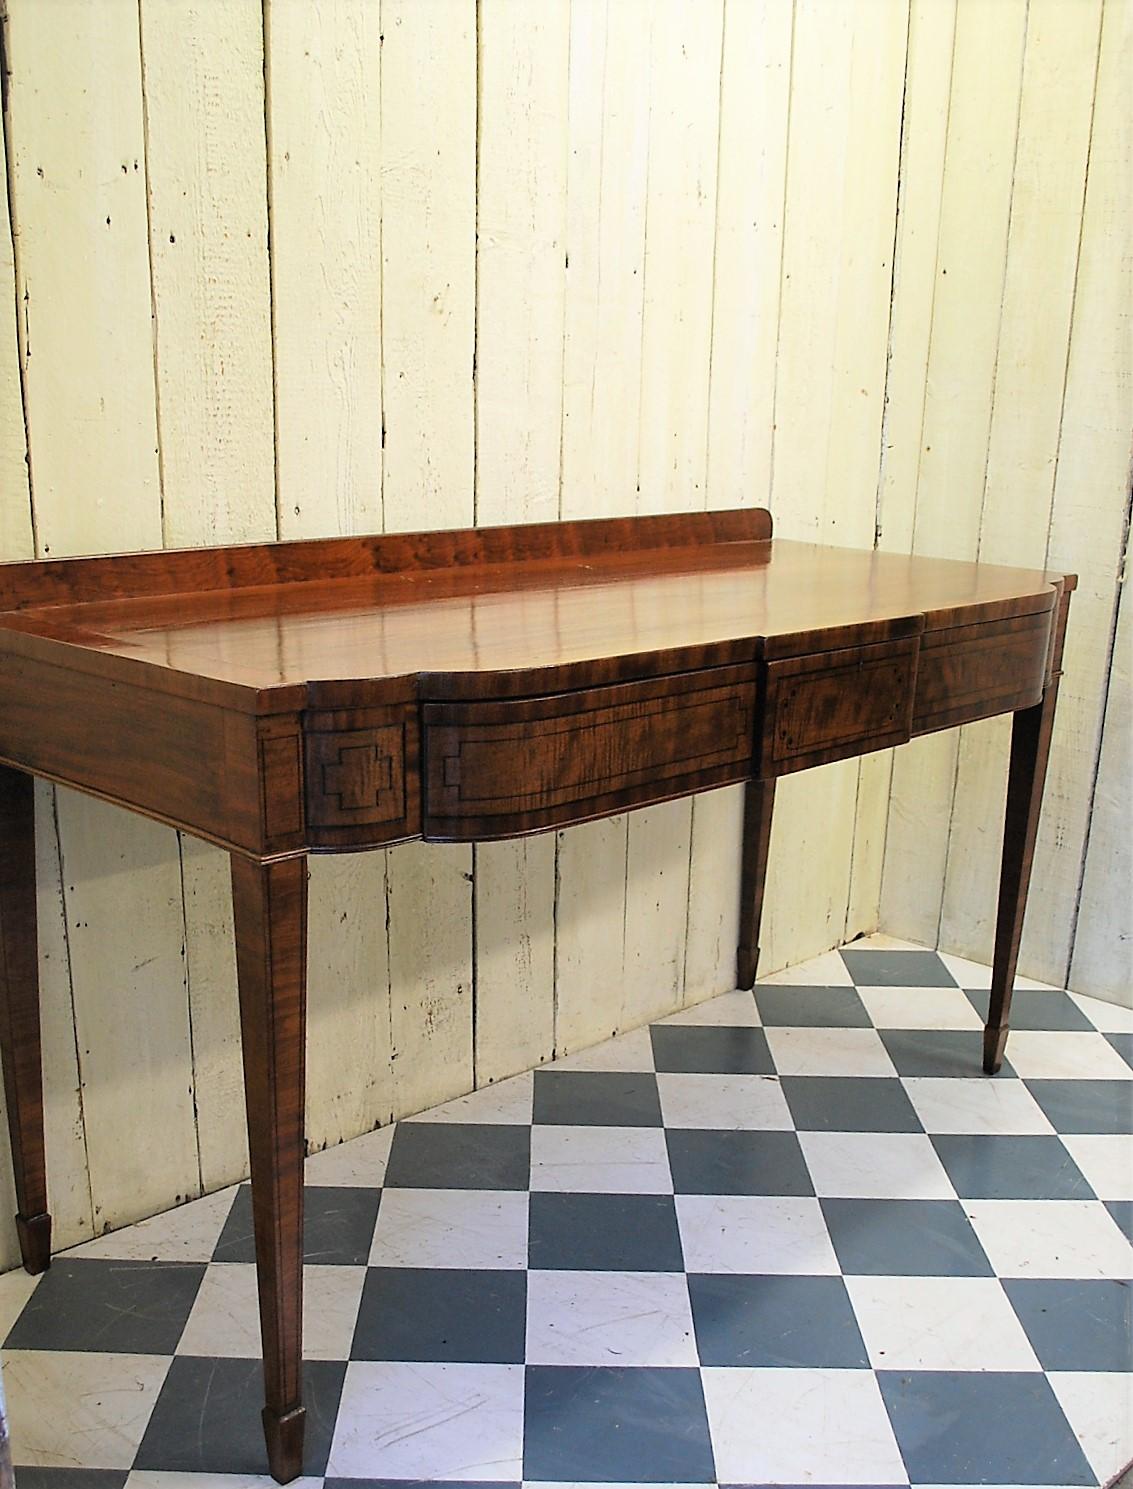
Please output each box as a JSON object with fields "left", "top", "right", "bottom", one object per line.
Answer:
{"left": 913, "top": 609, "right": 1052, "bottom": 734}
{"left": 422, "top": 664, "right": 757, "bottom": 840}
{"left": 304, "top": 703, "right": 420, "bottom": 846}
{"left": 761, "top": 637, "right": 918, "bottom": 776}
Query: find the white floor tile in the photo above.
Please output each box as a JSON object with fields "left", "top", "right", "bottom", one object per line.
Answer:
{"left": 66, "top": 1186, "right": 238, "bottom": 1263}
{"left": 175, "top": 1262, "right": 364, "bottom": 1360}
{"left": 549, "top": 1026, "right": 656, "bottom": 1072}
{"left": 676, "top": 1194, "right": 840, "bottom": 1275}
{"left": 1070, "top": 992, "right": 1133, "bottom": 1033}
{"left": 758, "top": 949, "right": 854, "bottom": 986}
{"left": 799, "top": 1131, "right": 956, "bottom": 1200}
{"left": 525, "top": 1269, "right": 696, "bottom": 1367}
{"left": 965, "top": 1199, "right": 1133, "bottom": 1279}
{"left": 656, "top": 1072, "right": 792, "bottom": 1130}
{"left": 368, "top": 1188, "right": 528, "bottom": 1269}
{"left": 1002, "top": 1030, "right": 1133, "bottom": 1081}
{"left": 1058, "top": 1134, "right": 1133, "bottom": 1201}
{"left": 2, "top": 1349, "right": 170, "bottom": 1468}
{"left": 845, "top": 1275, "right": 1040, "bottom": 1370}
{"left": 700, "top": 1366, "right": 907, "bottom": 1484}
{"left": 530, "top": 1125, "right": 672, "bottom": 1194}
{"left": 0, "top": 1265, "right": 39, "bottom": 1341}
{"left": 857, "top": 985, "right": 984, "bottom": 1031}
{"left": 659, "top": 989, "right": 762, "bottom": 1027}
{"left": 304, "top": 1126, "right": 393, "bottom": 1186}
{"left": 410, "top": 1071, "right": 535, "bottom": 1125}
{"left": 903, "top": 1077, "right": 1056, "bottom": 1135}
{"left": 763, "top": 1026, "right": 897, "bottom": 1078}
{"left": 937, "top": 951, "right": 1055, "bottom": 992}
{"left": 1048, "top": 1370, "right": 1133, "bottom": 1485}
{"left": 327, "top": 1360, "right": 524, "bottom": 1479}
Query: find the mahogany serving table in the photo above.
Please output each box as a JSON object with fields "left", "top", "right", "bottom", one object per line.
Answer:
{"left": 0, "top": 507, "right": 1073, "bottom": 1480}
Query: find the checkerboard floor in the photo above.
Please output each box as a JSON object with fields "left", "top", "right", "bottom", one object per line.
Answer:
{"left": 2, "top": 933, "right": 1131, "bottom": 1487}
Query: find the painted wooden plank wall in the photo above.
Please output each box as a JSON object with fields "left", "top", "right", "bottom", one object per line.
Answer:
{"left": 880, "top": 0, "right": 1131, "bottom": 1007}
{"left": 0, "top": 0, "right": 1127, "bottom": 1266}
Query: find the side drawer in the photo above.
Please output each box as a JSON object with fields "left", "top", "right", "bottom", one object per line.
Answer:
{"left": 760, "top": 637, "right": 919, "bottom": 776}
{"left": 422, "top": 664, "right": 757, "bottom": 840}
{"left": 913, "top": 609, "right": 1052, "bottom": 735}
{"left": 304, "top": 703, "right": 420, "bottom": 848}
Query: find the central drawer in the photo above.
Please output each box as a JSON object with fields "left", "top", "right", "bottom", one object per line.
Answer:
{"left": 421, "top": 663, "right": 757, "bottom": 840}
{"left": 759, "top": 636, "right": 919, "bottom": 775}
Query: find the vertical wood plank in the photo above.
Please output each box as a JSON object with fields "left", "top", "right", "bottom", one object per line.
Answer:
{"left": 386, "top": 843, "right": 473, "bottom": 1118}
{"left": 766, "top": 0, "right": 908, "bottom": 970}
{"left": 473, "top": 0, "right": 569, "bottom": 1083}
{"left": 473, "top": 839, "right": 556, "bottom": 1082}
{"left": 683, "top": 782, "right": 746, "bottom": 1003}
{"left": 554, "top": 819, "right": 628, "bottom": 1054}
{"left": 622, "top": 0, "right": 724, "bottom": 1024}
{"left": 705, "top": 0, "right": 792, "bottom": 509}
{"left": 179, "top": 835, "right": 246, "bottom": 1190}
{"left": 267, "top": 0, "right": 394, "bottom": 1147}
{"left": 1044, "top": 0, "right": 1131, "bottom": 997}
{"left": 380, "top": 0, "right": 475, "bottom": 533}
{"left": 862, "top": 0, "right": 956, "bottom": 950}
{"left": 875, "top": 0, "right": 957, "bottom": 555}
{"left": 139, "top": 0, "right": 278, "bottom": 1203}
{"left": 939, "top": 0, "right": 1103, "bottom": 965}
{"left": 268, "top": 0, "right": 383, "bottom": 540}
{"left": 32, "top": 786, "right": 93, "bottom": 1255}
{"left": 820, "top": 1, "right": 910, "bottom": 545}
{"left": 3, "top": 0, "right": 162, "bottom": 558}
{"left": 635, "top": 0, "right": 722, "bottom": 517}
{"left": 771, "top": 0, "right": 855, "bottom": 535}
{"left": 56, "top": 796, "right": 198, "bottom": 1231}
{"left": 381, "top": 0, "right": 476, "bottom": 1111}
{"left": 559, "top": 0, "right": 650, "bottom": 517}
{"left": 305, "top": 853, "right": 394, "bottom": 1144}
{"left": 4, "top": 0, "right": 199, "bottom": 1235}
{"left": 476, "top": 0, "right": 570, "bottom": 529}
{"left": 554, "top": 0, "right": 648, "bottom": 1053}
{"left": 140, "top": 0, "right": 275, "bottom": 547}
{"left": 882, "top": 0, "right": 1028, "bottom": 947}
{"left": 0, "top": 70, "right": 32, "bottom": 560}
{"left": 685, "top": 0, "right": 791, "bottom": 1002}
{"left": 1072, "top": 528, "right": 1131, "bottom": 1003}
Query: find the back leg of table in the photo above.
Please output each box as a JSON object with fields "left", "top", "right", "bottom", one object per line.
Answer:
{"left": 231, "top": 853, "right": 309, "bottom": 1483}
{"left": 0, "top": 766, "right": 50, "bottom": 1274}
{"left": 737, "top": 778, "right": 776, "bottom": 991}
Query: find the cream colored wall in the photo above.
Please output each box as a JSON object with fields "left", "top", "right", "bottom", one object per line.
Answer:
{"left": 0, "top": 0, "right": 1126, "bottom": 1266}
{"left": 879, "top": 0, "right": 1132, "bottom": 1008}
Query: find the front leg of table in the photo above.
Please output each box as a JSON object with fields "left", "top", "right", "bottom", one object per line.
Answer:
{"left": 231, "top": 854, "right": 309, "bottom": 1482}
{"left": 983, "top": 597, "right": 1069, "bottom": 1075}
{"left": 737, "top": 778, "right": 776, "bottom": 990}
{"left": 983, "top": 686, "right": 1062, "bottom": 1074}
{"left": 0, "top": 765, "right": 51, "bottom": 1275}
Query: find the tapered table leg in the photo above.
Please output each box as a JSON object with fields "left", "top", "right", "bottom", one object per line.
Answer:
{"left": 0, "top": 766, "right": 51, "bottom": 1274}
{"left": 737, "top": 778, "right": 776, "bottom": 990}
{"left": 231, "top": 854, "right": 308, "bottom": 1483}
{"left": 984, "top": 593, "right": 1070, "bottom": 1075}
{"left": 983, "top": 694, "right": 1061, "bottom": 1073}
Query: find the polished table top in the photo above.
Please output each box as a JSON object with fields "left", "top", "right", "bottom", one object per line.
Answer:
{"left": 0, "top": 530, "right": 1067, "bottom": 700}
